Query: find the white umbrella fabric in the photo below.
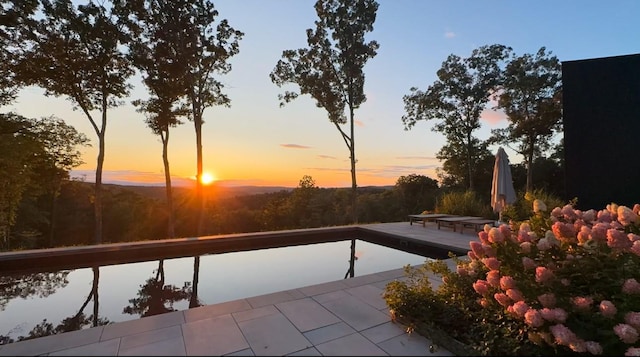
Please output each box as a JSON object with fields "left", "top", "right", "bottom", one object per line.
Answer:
{"left": 491, "top": 147, "right": 517, "bottom": 223}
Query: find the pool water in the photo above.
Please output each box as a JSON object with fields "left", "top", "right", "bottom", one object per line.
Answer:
{"left": 0, "top": 239, "right": 430, "bottom": 343}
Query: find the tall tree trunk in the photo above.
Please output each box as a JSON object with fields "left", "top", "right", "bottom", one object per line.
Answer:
{"left": 94, "top": 118, "right": 106, "bottom": 245}
{"left": 195, "top": 118, "right": 204, "bottom": 236}
{"left": 92, "top": 266, "right": 99, "bottom": 327}
{"left": 190, "top": 256, "right": 200, "bottom": 308}
{"left": 161, "top": 130, "right": 175, "bottom": 238}
{"left": 526, "top": 138, "right": 535, "bottom": 193}
{"left": 349, "top": 105, "right": 358, "bottom": 224}
{"left": 48, "top": 181, "right": 60, "bottom": 247}
{"left": 467, "top": 132, "right": 474, "bottom": 191}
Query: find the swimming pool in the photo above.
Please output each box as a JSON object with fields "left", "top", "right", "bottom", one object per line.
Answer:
{"left": 0, "top": 239, "right": 432, "bottom": 343}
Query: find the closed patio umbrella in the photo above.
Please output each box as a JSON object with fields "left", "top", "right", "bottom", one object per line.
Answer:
{"left": 491, "top": 147, "right": 517, "bottom": 223}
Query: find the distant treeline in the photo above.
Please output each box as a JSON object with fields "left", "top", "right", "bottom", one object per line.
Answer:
{"left": 4, "top": 164, "right": 565, "bottom": 251}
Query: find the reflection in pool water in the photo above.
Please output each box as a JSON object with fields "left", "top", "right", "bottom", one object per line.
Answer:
{"left": 0, "top": 239, "right": 431, "bottom": 344}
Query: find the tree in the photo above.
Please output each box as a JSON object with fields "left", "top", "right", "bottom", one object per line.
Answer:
{"left": 0, "top": 113, "right": 39, "bottom": 248}
{"left": 394, "top": 173, "right": 439, "bottom": 215}
{"left": 402, "top": 44, "right": 511, "bottom": 191}
{"left": 174, "top": 0, "right": 243, "bottom": 236}
{"left": 125, "top": 0, "right": 192, "bottom": 238}
{"left": 289, "top": 175, "right": 320, "bottom": 227}
{"left": 490, "top": 47, "right": 563, "bottom": 193}
{"left": 435, "top": 140, "right": 495, "bottom": 195}
{"left": 0, "top": 113, "right": 88, "bottom": 249}
{"left": 270, "top": 0, "right": 380, "bottom": 224}
{"left": 14, "top": 0, "right": 134, "bottom": 244}
{"left": 27, "top": 116, "right": 89, "bottom": 247}
{"left": 0, "top": 0, "right": 39, "bottom": 106}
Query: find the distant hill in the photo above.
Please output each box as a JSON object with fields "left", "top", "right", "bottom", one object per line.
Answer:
{"left": 100, "top": 183, "right": 294, "bottom": 201}
{"left": 92, "top": 182, "right": 394, "bottom": 201}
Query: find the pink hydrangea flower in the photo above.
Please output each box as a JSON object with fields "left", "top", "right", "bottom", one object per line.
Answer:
{"left": 520, "top": 241, "right": 532, "bottom": 253}
{"left": 473, "top": 280, "right": 490, "bottom": 295}
{"left": 535, "top": 266, "right": 555, "bottom": 284}
{"left": 590, "top": 223, "right": 609, "bottom": 242}
{"left": 625, "top": 312, "right": 640, "bottom": 329}
{"left": 625, "top": 347, "right": 640, "bottom": 356}
{"left": 506, "top": 288, "right": 524, "bottom": 302}
{"left": 486, "top": 270, "right": 501, "bottom": 288}
{"left": 607, "top": 228, "right": 633, "bottom": 250}
{"left": 511, "top": 301, "right": 529, "bottom": 317}
{"left": 540, "top": 308, "right": 555, "bottom": 321}
{"left": 537, "top": 238, "right": 552, "bottom": 251}
{"left": 522, "top": 257, "right": 536, "bottom": 270}
{"left": 582, "top": 209, "right": 596, "bottom": 223}
{"left": 499, "top": 224, "right": 512, "bottom": 242}
{"left": 569, "top": 339, "right": 587, "bottom": 353}
{"left": 553, "top": 308, "right": 568, "bottom": 323}
{"left": 561, "top": 204, "right": 578, "bottom": 221}
{"left": 500, "top": 276, "right": 516, "bottom": 290}
{"left": 488, "top": 227, "right": 505, "bottom": 244}
{"left": 611, "top": 220, "right": 625, "bottom": 230}
{"left": 618, "top": 205, "right": 639, "bottom": 226}
{"left": 551, "top": 207, "right": 563, "bottom": 219}
{"left": 597, "top": 209, "right": 613, "bottom": 223}
{"left": 517, "top": 231, "right": 532, "bottom": 243}
{"left": 552, "top": 221, "right": 576, "bottom": 243}
{"left": 494, "top": 292, "right": 511, "bottom": 307}
{"left": 577, "top": 226, "right": 591, "bottom": 244}
{"left": 571, "top": 296, "right": 593, "bottom": 311}
{"left": 600, "top": 300, "right": 618, "bottom": 318}
{"left": 478, "top": 230, "right": 490, "bottom": 245}
{"left": 524, "top": 309, "right": 544, "bottom": 327}
{"left": 469, "top": 241, "right": 484, "bottom": 258}
{"left": 585, "top": 341, "right": 603, "bottom": 355}
{"left": 631, "top": 241, "right": 640, "bottom": 257}
{"left": 622, "top": 279, "right": 640, "bottom": 294}
{"left": 614, "top": 323, "right": 639, "bottom": 344}
{"left": 538, "top": 293, "right": 557, "bottom": 308}
{"left": 573, "top": 219, "right": 585, "bottom": 233}
{"left": 482, "top": 244, "right": 496, "bottom": 257}
{"left": 550, "top": 323, "right": 579, "bottom": 346}
{"left": 482, "top": 257, "right": 500, "bottom": 270}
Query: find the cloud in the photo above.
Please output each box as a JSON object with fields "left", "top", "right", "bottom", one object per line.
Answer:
{"left": 444, "top": 31, "right": 456, "bottom": 39}
{"left": 396, "top": 156, "right": 438, "bottom": 160}
{"left": 280, "top": 144, "right": 311, "bottom": 149}
{"left": 317, "top": 155, "right": 338, "bottom": 159}
{"left": 355, "top": 120, "right": 364, "bottom": 127}
{"left": 480, "top": 108, "right": 507, "bottom": 125}
{"left": 305, "top": 167, "right": 350, "bottom": 172}
{"left": 70, "top": 169, "right": 195, "bottom": 187}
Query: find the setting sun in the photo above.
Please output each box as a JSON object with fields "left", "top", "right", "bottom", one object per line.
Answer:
{"left": 200, "top": 172, "right": 216, "bottom": 185}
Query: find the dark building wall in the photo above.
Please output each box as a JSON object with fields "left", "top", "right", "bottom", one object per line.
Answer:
{"left": 562, "top": 53, "right": 640, "bottom": 210}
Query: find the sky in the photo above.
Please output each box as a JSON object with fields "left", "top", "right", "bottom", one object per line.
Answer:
{"left": 4, "top": 0, "right": 640, "bottom": 188}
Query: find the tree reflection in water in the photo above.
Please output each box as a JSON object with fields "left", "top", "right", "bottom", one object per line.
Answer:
{"left": 123, "top": 259, "right": 191, "bottom": 317}
{"left": 1, "top": 266, "right": 110, "bottom": 344}
{"left": 189, "top": 256, "right": 202, "bottom": 308}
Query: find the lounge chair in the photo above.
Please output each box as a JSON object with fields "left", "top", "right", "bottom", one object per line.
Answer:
{"left": 435, "top": 216, "right": 482, "bottom": 232}
{"left": 408, "top": 213, "right": 454, "bottom": 227}
{"left": 458, "top": 218, "right": 496, "bottom": 234}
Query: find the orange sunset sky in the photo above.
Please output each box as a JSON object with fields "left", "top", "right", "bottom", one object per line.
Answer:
{"left": 5, "top": 0, "right": 639, "bottom": 188}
